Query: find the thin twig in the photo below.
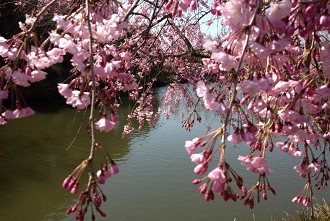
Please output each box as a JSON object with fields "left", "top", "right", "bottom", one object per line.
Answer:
{"left": 85, "top": 0, "right": 96, "bottom": 161}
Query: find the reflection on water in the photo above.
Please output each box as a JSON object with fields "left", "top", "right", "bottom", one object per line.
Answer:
{"left": 0, "top": 97, "right": 136, "bottom": 221}
{"left": 0, "top": 88, "right": 329, "bottom": 221}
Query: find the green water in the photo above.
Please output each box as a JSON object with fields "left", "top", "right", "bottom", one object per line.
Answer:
{"left": 0, "top": 88, "right": 329, "bottom": 221}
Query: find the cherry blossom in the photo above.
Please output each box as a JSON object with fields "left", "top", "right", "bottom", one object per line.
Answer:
{"left": 208, "top": 167, "right": 226, "bottom": 183}
{"left": 238, "top": 155, "right": 272, "bottom": 175}
{"left": 65, "top": 91, "right": 91, "bottom": 109}
{"left": 185, "top": 137, "right": 200, "bottom": 154}
{"left": 95, "top": 117, "right": 116, "bottom": 132}
{"left": 0, "top": 0, "right": 329, "bottom": 219}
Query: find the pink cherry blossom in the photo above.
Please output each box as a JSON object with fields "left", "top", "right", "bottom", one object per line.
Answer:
{"left": 0, "top": 37, "right": 9, "bottom": 57}
{"left": 241, "top": 131, "right": 257, "bottom": 144}
{"left": 211, "top": 51, "right": 236, "bottom": 71}
{"left": 294, "top": 162, "right": 309, "bottom": 178}
{"left": 96, "top": 170, "right": 106, "bottom": 184}
{"left": 1, "top": 110, "right": 15, "bottom": 119}
{"left": 195, "top": 82, "right": 228, "bottom": 114}
{"left": 206, "top": 99, "right": 227, "bottom": 114}
{"left": 216, "top": 0, "right": 252, "bottom": 30}
{"left": 1, "top": 0, "right": 330, "bottom": 214}
{"left": 265, "top": 0, "right": 291, "bottom": 33}
{"left": 196, "top": 81, "right": 207, "bottom": 98}
{"left": 96, "top": 166, "right": 112, "bottom": 184}
{"left": 202, "top": 58, "right": 220, "bottom": 73}
{"left": 276, "top": 142, "right": 302, "bottom": 157}
{"left": 278, "top": 109, "right": 307, "bottom": 124}
{"left": 70, "top": 52, "right": 88, "bottom": 71}
{"left": 208, "top": 167, "right": 226, "bottom": 183}
{"left": 250, "top": 157, "right": 272, "bottom": 175}
{"left": 57, "top": 35, "right": 79, "bottom": 54}
{"left": 307, "top": 161, "right": 321, "bottom": 173}
{"left": 57, "top": 84, "right": 72, "bottom": 98}
{"left": 95, "top": 117, "right": 116, "bottom": 132}
{"left": 194, "top": 162, "right": 208, "bottom": 175}
{"left": 29, "top": 70, "right": 47, "bottom": 83}
{"left": 227, "top": 128, "right": 242, "bottom": 144}
{"left": 190, "top": 153, "right": 205, "bottom": 164}
{"left": 294, "top": 161, "right": 321, "bottom": 178}
{"left": 27, "top": 48, "right": 53, "bottom": 69}
{"left": 6, "top": 69, "right": 30, "bottom": 87}
{"left": 202, "top": 40, "right": 220, "bottom": 53}
{"left": 237, "top": 80, "right": 261, "bottom": 95}
{"left": 212, "top": 181, "right": 225, "bottom": 193}
{"left": 185, "top": 137, "right": 200, "bottom": 154}
{"left": 13, "top": 107, "right": 35, "bottom": 118}
{"left": 237, "top": 78, "right": 272, "bottom": 95}
{"left": 66, "top": 91, "right": 90, "bottom": 109}
{"left": 238, "top": 155, "right": 272, "bottom": 175}
{"left": 238, "top": 155, "right": 252, "bottom": 169}
{"left": 46, "top": 48, "right": 64, "bottom": 63}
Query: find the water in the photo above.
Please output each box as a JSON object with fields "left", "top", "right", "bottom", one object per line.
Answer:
{"left": 0, "top": 88, "right": 329, "bottom": 221}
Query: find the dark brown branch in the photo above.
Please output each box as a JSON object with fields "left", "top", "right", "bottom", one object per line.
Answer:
{"left": 124, "top": 0, "right": 141, "bottom": 22}
{"left": 190, "top": 10, "right": 211, "bottom": 26}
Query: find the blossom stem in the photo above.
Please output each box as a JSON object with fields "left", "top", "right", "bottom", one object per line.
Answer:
{"left": 85, "top": 0, "right": 96, "bottom": 163}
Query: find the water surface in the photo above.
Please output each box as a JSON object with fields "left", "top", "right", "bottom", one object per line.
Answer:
{"left": 0, "top": 88, "right": 329, "bottom": 221}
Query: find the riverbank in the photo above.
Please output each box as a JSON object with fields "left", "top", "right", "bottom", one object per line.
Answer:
{"left": 283, "top": 201, "right": 330, "bottom": 221}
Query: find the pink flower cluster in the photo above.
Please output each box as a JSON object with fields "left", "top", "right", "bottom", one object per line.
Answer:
{"left": 3, "top": 67, "right": 47, "bottom": 87}
{"left": 95, "top": 117, "right": 116, "bottom": 132}
{"left": 62, "top": 160, "right": 88, "bottom": 194}
{"left": 1, "top": 0, "right": 330, "bottom": 216}
{"left": 294, "top": 160, "right": 321, "bottom": 178}
{"left": 226, "top": 123, "right": 258, "bottom": 147}
{"left": 185, "top": 137, "right": 201, "bottom": 154}
{"left": 196, "top": 81, "right": 227, "bottom": 114}
{"left": 62, "top": 175, "right": 79, "bottom": 194}
{"left": 57, "top": 84, "right": 90, "bottom": 109}
{"left": 165, "top": 0, "right": 200, "bottom": 16}
{"left": 238, "top": 155, "right": 272, "bottom": 175}
{"left": 96, "top": 162, "right": 119, "bottom": 185}
{"left": 186, "top": 128, "right": 248, "bottom": 203}
{"left": 276, "top": 141, "right": 302, "bottom": 157}
{"left": 1, "top": 107, "right": 35, "bottom": 121}
{"left": 292, "top": 194, "right": 312, "bottom": 207}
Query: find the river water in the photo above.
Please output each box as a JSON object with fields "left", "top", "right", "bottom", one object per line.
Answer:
{"left": 0, "top": 87, "right": 329, "bottom": 221}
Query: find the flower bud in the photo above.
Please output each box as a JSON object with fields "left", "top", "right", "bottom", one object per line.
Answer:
{"left": 241, "top": 186, "right": 247, "bottom": 199}
{"left": 62, "top": 175, "right": 72, "bottom": 189}
{"left": 70, "top": 183, "right": 79, "bottom": 194}
{"left": 320, "top": 15, "right": 329, "bottom": 26}
{"left": 102, "top": 194, "right": 107, "bottom": 202}
{"left": 204, "top": 190, "right": 214, "bottom": 201}
{"left": 199, "top": 183, "right": 207, "bottom": 194}
{"left": 66, "top": 205, "right": 77, "bottom": 215}
{"left": 192, "top": 179, "right": 202, "bottom": 184}
{"left": 292, "top": 195, "right": 301, "bottom": 204}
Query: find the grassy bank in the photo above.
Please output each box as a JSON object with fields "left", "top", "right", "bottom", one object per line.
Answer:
{"left": 282, "top": 201, "right": 330, "bottom": 221}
